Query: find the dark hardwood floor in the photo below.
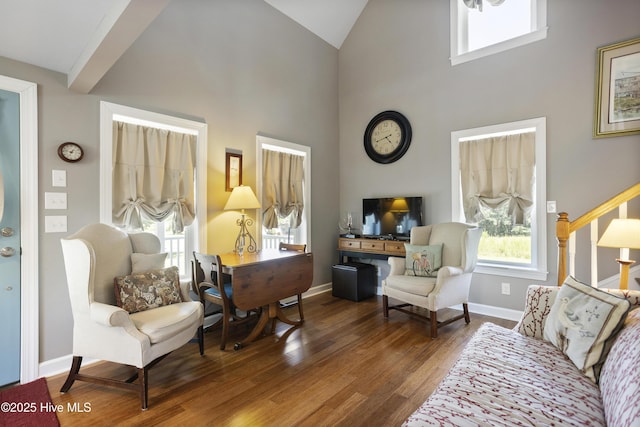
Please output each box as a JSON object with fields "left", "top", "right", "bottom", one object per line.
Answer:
{"left": 47, "top": 292, "right": 516, "bottom": 426}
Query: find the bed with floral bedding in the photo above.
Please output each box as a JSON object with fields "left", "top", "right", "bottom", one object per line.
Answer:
{"left": 403, "top": 278, "right": 640, "bottom": 427}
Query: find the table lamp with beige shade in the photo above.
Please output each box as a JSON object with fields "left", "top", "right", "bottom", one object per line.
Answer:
{"left": 224, "top": 185, "right": 261, "bottom": 255}
{"left": 597, "top": 218, "right": 640, "bottom": 289}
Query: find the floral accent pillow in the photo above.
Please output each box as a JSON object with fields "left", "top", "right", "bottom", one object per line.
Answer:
{"left": 114, "top": 266, "right": 183, "bottom": 314}
{"left": 404, "top": 243, "right": 443, "bottom": 277}
{"left": 131, "top": 252, "right": 167, "bottom": 273}
{"left": 543, "top": 276, "right": 630, "bottom": 383}
{"left": 515, "top": 285, "right": 559, "bottom": 339}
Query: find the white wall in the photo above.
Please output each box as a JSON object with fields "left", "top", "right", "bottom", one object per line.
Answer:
{"left": 338, "top": 0, "right": 640, "bottom": 310}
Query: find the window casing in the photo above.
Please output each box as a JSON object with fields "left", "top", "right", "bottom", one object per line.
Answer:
{"left": 450, "top": 0, "right": 547, "bottom": 65}
{"left": 100, "top": 102, "right": 207, "bottom": 279}
{"left": 451, "top": 117, "right": 547, "bottom": 280}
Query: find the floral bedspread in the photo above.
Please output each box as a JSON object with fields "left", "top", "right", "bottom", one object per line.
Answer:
{"left": 403, "top": 323, "right": 604, "bottom": 427}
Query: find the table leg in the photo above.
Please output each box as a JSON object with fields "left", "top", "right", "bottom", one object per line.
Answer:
{"left": 234, "top": 302, "right": 304, "bottom": 350}
{"left": 274, "top": 303, "right": 303, "bottom": 326}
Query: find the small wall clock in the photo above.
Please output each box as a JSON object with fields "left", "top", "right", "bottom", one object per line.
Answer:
{"left": 57, "top": 142, "right": 84, "bottom": 163}
{"left": 364, "top": 111, "right": 412, "bottom": 164}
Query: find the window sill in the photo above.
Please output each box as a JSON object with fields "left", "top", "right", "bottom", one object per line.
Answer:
{"left": 474, "top": 263, "right": 548, "bottom": 281}
{"left": 451, "top": 27, "right": 548, "bottom": 66}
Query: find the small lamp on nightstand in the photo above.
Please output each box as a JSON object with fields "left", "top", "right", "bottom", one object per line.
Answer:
{"left": 597, "top": 218, "right": 640, "bottom": 290}
{"left": 224, "top": 185, "right": 261, "bottom": 255}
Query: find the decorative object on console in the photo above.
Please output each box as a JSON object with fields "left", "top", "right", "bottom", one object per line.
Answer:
{"left": 339, "top": 211, "right": 357, "bottom": 238}
{"left": 224, "top": 185, "right": 261, "bottom": 255}
{"left": 597, "top": 218, "right": 640, "bottom": 289}
{"left": 57, "top": 141, "right": 84, "bottom": 163}
{"left": 363, "top": 110, "right": 412, "bottom": 164}
{"left": 593, "top": 36, "right": 640, "bottom": 138}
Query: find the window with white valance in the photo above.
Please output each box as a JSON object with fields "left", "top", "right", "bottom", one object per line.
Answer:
{"left": 112, "top": 121, "right": 197, "bottom": 233}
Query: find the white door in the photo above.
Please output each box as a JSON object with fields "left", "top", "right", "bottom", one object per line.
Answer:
{"left": 0, "top": 88, "right": 21, "bottom": 386}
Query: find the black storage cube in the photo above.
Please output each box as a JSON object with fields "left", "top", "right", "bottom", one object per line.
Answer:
{"left": 332, "top": 262, "right": 377, "bottom": 302}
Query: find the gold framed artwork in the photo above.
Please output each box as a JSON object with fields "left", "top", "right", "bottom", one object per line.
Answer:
{"left": 225, "top": 152, "right": 242, "bottom": 192}
{"left": 594, "top": 36, "right": 640, "bottom": 138}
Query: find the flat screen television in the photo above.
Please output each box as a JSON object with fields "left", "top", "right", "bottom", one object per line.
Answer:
{"left": 362, "top": 196, "right": 423, "bottom": 240}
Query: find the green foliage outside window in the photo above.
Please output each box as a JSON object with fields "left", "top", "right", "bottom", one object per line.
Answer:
{"left": 477, "top": 204, "right": 532, "bottom": 264}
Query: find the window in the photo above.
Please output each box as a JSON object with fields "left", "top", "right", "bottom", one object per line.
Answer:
{"left": 256, "top": 135, "right": 311, "bottom": 251}
{"left": 451, "top": 117, "right": 547, "bottom": 280}
{"left": 450, "top": 0, "right": 547, "bottom": 65}
{"left": 100, "top": 102, "right": 207, "bottom": 278}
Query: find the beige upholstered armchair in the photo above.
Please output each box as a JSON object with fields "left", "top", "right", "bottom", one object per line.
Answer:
{"left": 59, "top": 223, "right": 204, "bottom": 409}
{"left": 382, "top": 222, "right": 482, "bottom": 338}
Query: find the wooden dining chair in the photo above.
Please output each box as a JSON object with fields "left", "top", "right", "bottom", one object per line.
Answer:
{"left": 278, "top": 242, "right": 307, "bottom": 322}
{"left": 192, "top": 252, "right": 256, "bottom": 350}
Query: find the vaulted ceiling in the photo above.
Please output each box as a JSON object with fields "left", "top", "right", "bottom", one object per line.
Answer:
{"left": 0, "top": 0, "right": 367, "bottom": 93}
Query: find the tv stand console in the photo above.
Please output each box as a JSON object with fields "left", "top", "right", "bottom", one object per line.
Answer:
{"left": 337, "top": 237, "right": 406, "bottom": 263}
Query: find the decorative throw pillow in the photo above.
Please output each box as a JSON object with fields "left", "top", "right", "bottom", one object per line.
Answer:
{"left": 515, "top": 284, "right": 559, "bottom": 339}
{"left": 114, "top": 266, "right": 182, "bottom": 314}
{"left": 543, "top": 276, "right": 630, "bottom": 383}
{"left": 131, "top": 252, "right": 167, "bottom": 273}
{"left": 404, "top": 243, "right": 443, "bottom": 277}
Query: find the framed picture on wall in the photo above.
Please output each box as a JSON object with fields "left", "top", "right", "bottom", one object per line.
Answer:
{"left": 225, "top": 152, "right": 242, "bottom": 192}
{"left": 594, "top": 36, "right": 640, "bottom": 138}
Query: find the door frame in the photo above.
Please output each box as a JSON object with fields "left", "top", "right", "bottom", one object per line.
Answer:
{"left": 0, "top": 75, "right": 39, "bottom": 383}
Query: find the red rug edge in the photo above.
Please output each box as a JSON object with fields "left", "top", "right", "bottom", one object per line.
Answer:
{"left": 0, "top": 377, "right": 60, "bottom": 427}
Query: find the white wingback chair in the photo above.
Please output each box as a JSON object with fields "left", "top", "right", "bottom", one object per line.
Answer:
{"left": 382, "top": 222, "right": 482, "bottom": 338}
{"left": 60, "top": 223, "right": 204, "bottom": 409}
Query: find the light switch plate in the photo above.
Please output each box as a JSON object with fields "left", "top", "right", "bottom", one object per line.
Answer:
{"left": 44, "top": 192, "right": 67, "bottom": 210}
{"left": 546, "top": 201, "right": 557, "bottom": 213}
{"left": 45, "top": 216, "right": 67, "bottom": 233}
{"left": 52, "top": 170, "right": 67, "bottom": 187}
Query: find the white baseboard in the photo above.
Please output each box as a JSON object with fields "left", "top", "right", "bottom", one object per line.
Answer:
{"left": 303, "top": 282, "right": 332, "bottom": 298}
{"left": 39, "top": 354, "right": 100, "bottom": 379}
{"left": 462, "top": 303, "right": 522, "bottom": 322}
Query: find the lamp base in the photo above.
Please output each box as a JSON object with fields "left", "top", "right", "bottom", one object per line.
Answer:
{"left": 616, "top": 258, "right": 635, "bottom": 290}
{"left": 234, "top": 213, "right": 257, "bottom": 255}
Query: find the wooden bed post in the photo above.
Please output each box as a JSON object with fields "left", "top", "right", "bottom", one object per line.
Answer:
{"left": 556, "top": 212, "right": 570, "bottom": 286}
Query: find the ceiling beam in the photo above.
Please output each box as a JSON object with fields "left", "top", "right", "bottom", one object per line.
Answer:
{"left": 67, "top": 0, "right": 170, "bottom": 94}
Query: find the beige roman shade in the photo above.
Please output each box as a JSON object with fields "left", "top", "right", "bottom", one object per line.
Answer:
{"left": 262, "top": 149, "right": 305, "bottom": 230}
{"left": 112, "top": 121, "right": 197, "bottom": 233}
{"left": 459, "top": 131, "right": 535, "bottom": 225}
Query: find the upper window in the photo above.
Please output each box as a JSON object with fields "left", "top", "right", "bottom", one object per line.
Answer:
{"left": 451, "top": 117, "right": 547, "bottom": 280}
{"left": 450, "top": 0, "right": 547, "bottom": 65}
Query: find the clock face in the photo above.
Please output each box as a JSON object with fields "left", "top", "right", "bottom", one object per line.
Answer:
{"left": 58, "top": 142, "right": 84, "bottom": 162}
{"left": 371, "top": 119, "right": 403, "bottom": 155}
{"left": 364, "top": 111, "right": 412, "bottom": 164}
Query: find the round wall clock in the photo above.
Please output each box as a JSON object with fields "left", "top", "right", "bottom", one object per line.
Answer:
{"left": 364, "top": 111, "right": 412, "bottom": 164}
{"left": 57, "top": 142, "right": 84, "bottom": 163}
